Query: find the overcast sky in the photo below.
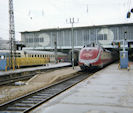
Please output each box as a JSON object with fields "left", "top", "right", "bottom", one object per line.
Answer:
{"left": 0, "top": 0, "right": 133, "bottom": 40}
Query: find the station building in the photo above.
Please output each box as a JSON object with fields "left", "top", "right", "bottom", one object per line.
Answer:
{"left": 21, "top": 23, "right": 133, "bottom": 51}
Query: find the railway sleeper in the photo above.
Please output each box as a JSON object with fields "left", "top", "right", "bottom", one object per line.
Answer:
{"left": 44, "top": 89, "right": 62, "bottom": 94}
{"left": 14, "top": 103, "right": 34, "bottom": 107}
{"left": 6, "top": 106, "right": 29, "bottom": 111}
{"left": 31, "top": 95, "right": 48, "bottom": 99}
{"left": 37, "top": 93, "right": 53, "bottom": 96}
{"left": 26, "top": 98, "right": 44, "bottom": 101}
{"left": 20, "top": 100, "right": 38, "bottom": 104}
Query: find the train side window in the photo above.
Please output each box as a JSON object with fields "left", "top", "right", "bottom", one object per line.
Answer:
{"left": 35, "top": 55, "right": 36, "bottom": 57}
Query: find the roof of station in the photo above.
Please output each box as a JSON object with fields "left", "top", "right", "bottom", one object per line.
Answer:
{"left": 21, "top": 22, "right": 133, "bottom": 33}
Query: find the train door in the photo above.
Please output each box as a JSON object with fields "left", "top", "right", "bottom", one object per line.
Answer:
{"left": 0, "top": 53, "right": 8, "bottom": 71}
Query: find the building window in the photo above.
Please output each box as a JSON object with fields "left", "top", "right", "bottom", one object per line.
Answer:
{"left": 40, "top": 38, "right": 44, "bottom": 42}
{"left": 34, "top": 38, "right": 39, "bottom": 42}
{"left": 103, "top": 34, "right": 107, "bottom": 40}
{"left": 97, "top": 34, "right": 107, "bottom": 40}
{"left": 29, "top": 38, "right": 33, "bottom": 43}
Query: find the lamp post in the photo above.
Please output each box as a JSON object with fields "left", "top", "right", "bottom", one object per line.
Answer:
{"left": 66, "top": 18, "right": 79, "bottom": 69}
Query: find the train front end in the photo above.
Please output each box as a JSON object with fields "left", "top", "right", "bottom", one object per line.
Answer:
{"left": 79, "top": 47, "right": 101, "bottom": 70}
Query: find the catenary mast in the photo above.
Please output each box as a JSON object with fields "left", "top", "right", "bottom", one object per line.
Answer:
{"left": 9, "top": 0, "right": 16, "bottom": 69}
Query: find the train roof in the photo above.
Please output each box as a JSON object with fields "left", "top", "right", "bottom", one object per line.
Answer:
{"left": 0, "top": 50, "right": 67, "bottom": 56}
{"left": 24, "top": 50, "right": 67, "bottom": 55}
{"left": 0, "top": 50, "right": 22, "bottom": 53}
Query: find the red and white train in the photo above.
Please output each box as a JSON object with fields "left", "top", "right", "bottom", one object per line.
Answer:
{"left": 79, "top": 43, "right": 118, "bottom": 70}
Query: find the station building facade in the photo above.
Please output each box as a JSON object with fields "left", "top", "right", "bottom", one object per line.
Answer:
{"left": 21, "top": 23, "right": 133, "bottom": 50}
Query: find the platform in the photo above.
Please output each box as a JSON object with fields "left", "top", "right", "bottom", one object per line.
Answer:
{"left": 0, "top": 62, "right": 71, "bottom": 76}
{"left": 31, "top": 63, "right": 133, "bottom": 113}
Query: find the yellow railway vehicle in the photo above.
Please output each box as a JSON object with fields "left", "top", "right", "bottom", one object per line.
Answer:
{"left": 5, "top": 57, "right": 49, "bottom": 69}
{"left": 0, "top": 50, "right": 67, "bottom": 71}
{"left": 16, "top": 57, "right": 50, "bottom": 68}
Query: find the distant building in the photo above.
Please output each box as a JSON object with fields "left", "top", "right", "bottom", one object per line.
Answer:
{"left": 0, "top": 38, "right": 25, "bottom": 50}
{"left": 0, "top": 38, "right": 9, "bottom": 50}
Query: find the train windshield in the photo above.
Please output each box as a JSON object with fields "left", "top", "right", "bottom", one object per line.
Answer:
{"left": 79, "top": 48, "right": 99, "bottom": 60}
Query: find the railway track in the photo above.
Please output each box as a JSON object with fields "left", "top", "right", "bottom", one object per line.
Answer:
{"left": 0, "top": 72, "right": 94, "bottom": 113}
{"left": 0, "top": 73, "right": 36, "bottom": 86}
{"left": 0, "top": 65, "right": 71, "bottom": 86}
